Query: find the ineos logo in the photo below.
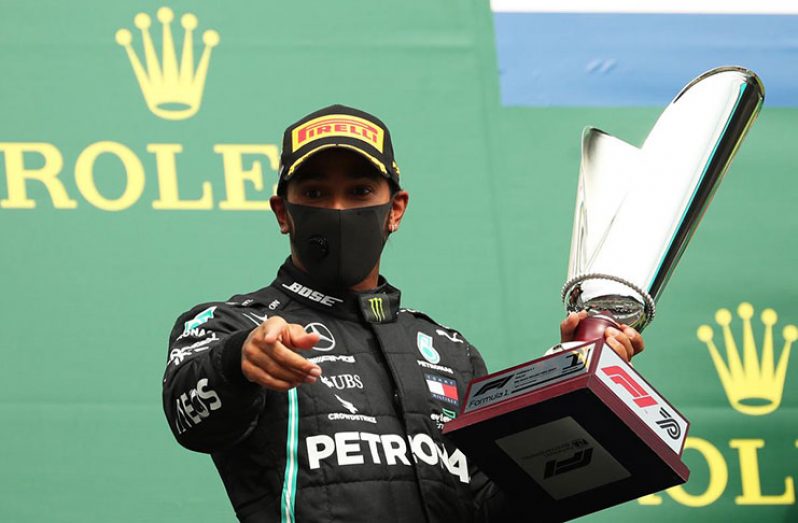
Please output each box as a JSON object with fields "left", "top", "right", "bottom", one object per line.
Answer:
{"left": 305, "top": 323, "right": 336, "bottom": 352}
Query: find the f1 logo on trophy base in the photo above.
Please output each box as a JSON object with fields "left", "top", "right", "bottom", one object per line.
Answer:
{"left": 444, "top": 67, "right": 765, "bottom": 522}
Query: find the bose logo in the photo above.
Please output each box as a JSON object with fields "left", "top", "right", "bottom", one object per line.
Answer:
{"left": 282, "top": 282, "right": 343, "bottom": 307}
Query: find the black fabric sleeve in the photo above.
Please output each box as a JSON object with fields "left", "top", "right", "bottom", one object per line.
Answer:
{"left": 162, "top": 303, "right": 265, "bottom": 454}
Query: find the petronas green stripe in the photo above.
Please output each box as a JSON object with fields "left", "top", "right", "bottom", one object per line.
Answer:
{"left": 280, "top": 389, "right": 299, "bottom": 523}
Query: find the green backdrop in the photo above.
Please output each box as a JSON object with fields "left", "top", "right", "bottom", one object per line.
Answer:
{"left": 1, "top": 1, "right": 795, "bottom": 521}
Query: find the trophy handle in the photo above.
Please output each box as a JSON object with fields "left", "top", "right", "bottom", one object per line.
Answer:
{"left": 574, "top": 312, "right": 620, "bottom": 342}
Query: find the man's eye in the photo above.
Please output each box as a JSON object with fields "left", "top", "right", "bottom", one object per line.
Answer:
{"left": 352, "top": 186, "right": 373, "bottom": 196}
{"left": 303, "top": 189, "right": 323, "bottom": 199}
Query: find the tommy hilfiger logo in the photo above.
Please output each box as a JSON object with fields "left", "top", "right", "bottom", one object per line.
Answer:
{"left": 116, "top": 7, "right": 219, "bottom": 120}
{"left": 425, "top": 374, "right": 459, "bottom": 406}
{"left": 697, "top": 302, "right": 796, "bottom": 416}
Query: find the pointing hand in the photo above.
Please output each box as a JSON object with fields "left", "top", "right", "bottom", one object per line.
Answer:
{"left": 241, "top": 316, "right": 322, "bottom": 391}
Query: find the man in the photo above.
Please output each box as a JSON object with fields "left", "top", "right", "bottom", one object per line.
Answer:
{"left": 163, "top": 105, "right": 643, "bottom": 522}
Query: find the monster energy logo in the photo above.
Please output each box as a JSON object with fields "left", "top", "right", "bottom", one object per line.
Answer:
{"left": 369, "top": 297, "right": 386, "bottom": 322}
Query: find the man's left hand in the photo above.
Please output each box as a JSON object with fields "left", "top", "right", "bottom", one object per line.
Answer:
{"left": 560, "top": 310, "right": 645, "bottom": 363}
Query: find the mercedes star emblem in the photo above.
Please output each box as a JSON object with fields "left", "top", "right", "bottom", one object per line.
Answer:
{"left": 305, "top": 322, "right": 336, "bottom": 352}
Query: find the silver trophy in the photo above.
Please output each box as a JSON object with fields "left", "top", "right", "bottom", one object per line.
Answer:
{"left": 445, "top": 67, "right": 766, "bottom": 521}
{"left": 563, "top": 66, "right": 764, "bottom": 334}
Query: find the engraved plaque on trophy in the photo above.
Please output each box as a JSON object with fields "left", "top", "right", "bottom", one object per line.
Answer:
{"left": 444, "top": 67, "right": 765, "bottom": 521}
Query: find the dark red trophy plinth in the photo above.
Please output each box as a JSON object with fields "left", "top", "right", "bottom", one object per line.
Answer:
{"left": 443, "top": 320, "right": 689, "bottom": 521}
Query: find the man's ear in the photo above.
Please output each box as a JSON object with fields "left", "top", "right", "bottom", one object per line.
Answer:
{"left": 270, "top": 195, "right": 291, "bottom": 234}
{"left": 388, "top": 190, "right": 409, "bottom": 233}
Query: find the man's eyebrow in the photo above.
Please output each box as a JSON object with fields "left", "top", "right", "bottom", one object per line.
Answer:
{"left": 293, "top": 170, "right": 380, "bottom": 183}
{"left": 346, "top": 170, "right": 381, "bottom": 181}
{"left": 292, "top": 171, "right": 324, "bottom": 182}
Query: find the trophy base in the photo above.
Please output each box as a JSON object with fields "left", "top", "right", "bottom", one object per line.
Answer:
{"left": 443, "top": 339, "right": 689, "bottom": 522}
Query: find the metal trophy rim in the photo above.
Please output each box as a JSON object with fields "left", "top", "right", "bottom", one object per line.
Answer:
{"left": 561, "top": 272, "right": 657, "bottom": 329}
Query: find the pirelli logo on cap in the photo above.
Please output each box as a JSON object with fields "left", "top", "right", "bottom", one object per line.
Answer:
{"left": 292, "top": 114, "right": 385, "bottom": 153}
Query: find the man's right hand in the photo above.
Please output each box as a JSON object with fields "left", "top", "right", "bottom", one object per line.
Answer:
{"left": 241, "top": 316, "right": 322, "bottom": 392}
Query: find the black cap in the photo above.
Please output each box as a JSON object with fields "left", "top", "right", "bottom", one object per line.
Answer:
{"left": 278, "top": 104, "right": 401, "bottom": 193}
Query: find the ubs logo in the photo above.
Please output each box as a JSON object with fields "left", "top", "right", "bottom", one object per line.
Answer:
{"left": 320, "top": 374, "right": 364, "bottom": 391}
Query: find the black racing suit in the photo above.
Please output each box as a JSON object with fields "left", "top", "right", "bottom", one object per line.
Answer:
{"left": 163, "top": 260, "right": 521, "bottom": 522}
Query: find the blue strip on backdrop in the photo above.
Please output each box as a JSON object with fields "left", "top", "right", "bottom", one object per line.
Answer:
{"left": 493, "top": 13, "right": 798, "bottom": 107}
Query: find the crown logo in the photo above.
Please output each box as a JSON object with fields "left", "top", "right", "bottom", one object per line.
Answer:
{"left": 697, "top": 302, "right": 796, "bottom": 416}
{"left": 115, "top": 7, "right": 219, "bottom": 120}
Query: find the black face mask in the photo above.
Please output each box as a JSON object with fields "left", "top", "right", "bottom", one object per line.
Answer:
{"left": 285, "top": 202, "right": 393, "bottom": 290}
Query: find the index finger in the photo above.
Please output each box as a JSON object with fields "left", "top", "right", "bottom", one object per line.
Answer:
{"left": 282, "top": 324, "right": 321, "bottom": 351}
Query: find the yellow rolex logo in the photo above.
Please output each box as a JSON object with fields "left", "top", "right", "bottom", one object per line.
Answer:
{"left": 369, "top": 297, "right": 386, "bottom": 322}
{"left": 115, "top": 7, "right": 219, "bottom": 121}
{"left": 697, "top": 302, "right": 797, "bottom": 416}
